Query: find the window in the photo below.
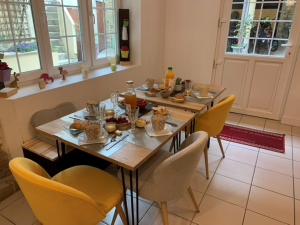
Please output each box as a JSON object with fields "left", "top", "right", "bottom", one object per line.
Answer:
{"left": 92, "top": 0, "right": 117, "bottom": 61}
{"left": 227, "top": 0, "right": 297, "bottom": 57}
{"left": 0, "top": 0, "right": 41, "bottom": 73}
{"left": 0, "top": 0, "right": 118, "bottom": 81}
{"left": 44, "top": 0, "right": 83, "bottom": 66}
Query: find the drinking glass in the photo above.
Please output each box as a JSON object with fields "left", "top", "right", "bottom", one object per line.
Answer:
{"left": 126, "top": 104, "right": 139, "bottom": 133}
{"left": 99, "top": 102, "right": 106, "bottom": 124}
{"left": 185, "top": 80, "right": 192, "bottom": 96}
{"left": 110, "top": 92, "right": 119, "bottom": 115}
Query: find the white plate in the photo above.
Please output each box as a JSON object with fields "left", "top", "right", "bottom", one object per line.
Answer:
{"left": 78, "top": 132, "right": 108, "bottom": 146}
{"left": 145, "top": 124, "right": 173, "bottom": 137}
{"left": 192, "top": 92, "right": 214, "bottom": 100}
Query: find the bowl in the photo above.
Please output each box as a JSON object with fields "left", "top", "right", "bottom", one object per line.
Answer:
{"left": 136, "top": 119, "right": 147, "bottom": 128}
{"left": 160, "top": 90, "right": 171, "bottom": 98}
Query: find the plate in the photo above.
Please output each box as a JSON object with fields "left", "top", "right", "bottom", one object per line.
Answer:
{"left": 145, "top": 124, "right": 172, "bottom": 137}
{"left": 192, "top": 92, "right": 214, "bottom": 100}
{"left": 78, "top": 132, "right": 108, "bottom": 146}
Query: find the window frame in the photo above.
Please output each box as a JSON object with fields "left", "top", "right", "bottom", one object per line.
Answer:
{"left": 0, "top": 0, "right": 119, "bottom": 84}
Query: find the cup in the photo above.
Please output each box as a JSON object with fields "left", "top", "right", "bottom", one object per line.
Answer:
{"left": 126, "top": 104, "right": 139, "bottom": 133}
{"left": 199, "top": 86, "right": 209, "bottom": 97}
{"left": 86, "top": 101, "right": 100, "bottom": 116}
{"left": 145, "top": 79, "right": 155, "bottom": 89}
{"left": 85, "top": 121, "right": 101, "bottom": 140}
{"left": 151, "top": 114, "right": 167, "bottom": 132}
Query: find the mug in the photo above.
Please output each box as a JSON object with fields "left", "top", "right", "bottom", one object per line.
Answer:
{"left": 199, "top": 87, "right": 209, "bottom": 97}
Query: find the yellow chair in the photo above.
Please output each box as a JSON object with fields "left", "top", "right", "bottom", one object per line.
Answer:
{"left": 196, "top": 95, "right": 236, "bottom": 179}
{"left": 9, "top": 157, "right": 127, "bottom": 225}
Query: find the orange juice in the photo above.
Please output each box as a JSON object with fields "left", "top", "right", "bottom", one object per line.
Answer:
{"left": 165, "top": 67, "right": 175, "bottom": 89}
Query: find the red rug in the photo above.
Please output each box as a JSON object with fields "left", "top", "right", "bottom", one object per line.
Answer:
{"left": 220, "top": 124, "right": 285, "bottom": 153}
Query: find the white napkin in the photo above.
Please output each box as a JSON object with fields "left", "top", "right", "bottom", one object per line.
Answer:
{"left": 145, "top": 124, "right": 173, "bottom": 137}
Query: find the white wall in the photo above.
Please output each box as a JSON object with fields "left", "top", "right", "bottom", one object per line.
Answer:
{"left": 0, "top": 0, "right": 166, "bottom": 158}
{"left": 164, "top": 0, "right": 221, "bottom": 84}
{"left": 282, "top": 49, "right": 300, "bottom": 126}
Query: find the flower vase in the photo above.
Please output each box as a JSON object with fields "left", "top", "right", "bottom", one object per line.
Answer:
{"left": 0, "top": 69, "right": 12, "bottom": 82}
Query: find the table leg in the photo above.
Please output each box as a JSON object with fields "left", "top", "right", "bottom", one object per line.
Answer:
{"left": 169, "top": 137, "right": 175, "bottom": 153}
{"left": 136, "top": 169, "right": 139, "bottom": 225}
{"left": 129, "top": 171, "right": 135, "bottom": 225}
{"left": 56, "top": 140, "right": 61, "bottom": 159}
{"left": 121, "top": 168, "right": 130, "bottom": 225}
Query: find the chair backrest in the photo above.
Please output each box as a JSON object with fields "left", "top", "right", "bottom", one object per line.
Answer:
{"left": 9, "top": 158, "right": 105, "bottom": 225}
{"left": 196, "top": 95, "right": 236, "bottom": 137}
{"left": 142, "top": 131, "right": 208, "bottom": 202}
{"left": 31, "top": 102, "right": 76, "bottom": 128}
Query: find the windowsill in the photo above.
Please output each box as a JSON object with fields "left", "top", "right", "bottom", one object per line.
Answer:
{"left": 2, "top": 64, "right": 139, "bottom": 101}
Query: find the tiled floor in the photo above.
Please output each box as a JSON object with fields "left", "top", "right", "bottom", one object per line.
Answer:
{"left": 1, "top": 113, "right": 300, "bottom": 225}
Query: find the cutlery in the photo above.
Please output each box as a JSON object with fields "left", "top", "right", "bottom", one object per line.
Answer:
{"left": 106, "top": 134, "right": 129, "bottom": 150}
{"left": 166, "top": 121, "right": 178, "bottom": 127}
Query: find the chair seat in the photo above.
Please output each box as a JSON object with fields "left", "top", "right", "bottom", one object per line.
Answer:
{"left": 119, "top": 150, "right": 171, "bottom": 194}
{"left": 52, "top": 165, "right": 123, "bottom": 212}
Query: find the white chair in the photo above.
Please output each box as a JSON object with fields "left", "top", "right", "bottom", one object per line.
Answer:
{"left": 122, "top": 131, "right": 208, "bottom": 225}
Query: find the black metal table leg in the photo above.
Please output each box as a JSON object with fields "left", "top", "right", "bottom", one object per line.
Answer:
{"left": 129, "top": 171, "right": 135, "bottom": 225}
{"left": 121, "top": 168, "right": 130, "bottom": 225}
{"left": 169, "top": 137, "right": 175, "bottom": 153}
{"left": 136, "top": 169, "right": 139, "bottom": 225}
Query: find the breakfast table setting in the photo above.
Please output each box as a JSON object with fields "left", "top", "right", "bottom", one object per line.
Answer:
{"left": 35, "top": 76, "right": 225, "bottom": 225}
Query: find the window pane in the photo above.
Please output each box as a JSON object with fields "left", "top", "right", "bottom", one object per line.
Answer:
{"left": 104, "top": 0, "right": 114, "bottom": 8}
{"left": 261, "top": 3, "right": 279, "bottom": 20}
{"left": 275, "top": 22, "right": 292, "bottom": 39}
{"left": 231, "top": 4, "right": 243, "bottom": 20}
{"left": 93, "top": 5, "right": 105, "bottom": 34}
{"left": 278, "top": 1, "right": 296, "bottom": 20}
{"left": 46, "top": 6, "right": 65, "bottom": 38}
{"left": 0, "top": 41, "right": 19, "bottom": 73}
{"left": 45, "top": 0, "right": 83, "bottom": 66}
{"left": 255, "top": 39, "right": 271, "bottom": 55}
{"left": 227, "top": 38, "right": 239, "bottom": 53}
{"left": 257, "top": 21, "right": 274, "bottom": 38}
{"left": 105, "top": 9, "right": 116, "bottom": 34}
{"left": 228, "top": 21, "right": 240, "bottom": 37}
{"left": 96, "top": 34, "right": 106, "bottom": 59}
{"left": 68, "top": 36, "right": 82, "bottom": 63}
{"left": 106, "top": 34, "right": 116, "bottom": 57}
{"left": 270, "top": 40, "right": 288, "bottom": 56}
{"left": 18, "top": 39, "right": 40, "bottom": 71}
{"left": 51, "top": 37, "right": 68, "bottom": 66}
{"left": 0, "top": 0, "right": 40, "bottom": 73}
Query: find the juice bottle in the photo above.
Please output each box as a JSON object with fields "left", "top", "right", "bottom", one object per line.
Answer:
{"left": 124, "top": 80, "right": 137, "bottom": 109}
{"left": 165, "top": 67, "right": 176, "bottom": 90}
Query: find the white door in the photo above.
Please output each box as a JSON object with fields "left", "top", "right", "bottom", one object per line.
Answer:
{"left": 212, "top": 0, "right": 300, "bottom": 120}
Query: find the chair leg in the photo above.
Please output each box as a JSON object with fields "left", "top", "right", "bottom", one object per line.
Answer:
{"left": 111, "top": 208, "right": 118, "bottom": 225}
{"left": 216, "top": 136, "right": 225, "bottom": 159}
{"left": 187, "top": 186, "right": 200, "bottom": 212}
{"left": 116, "top": 203, "right": 128, "bottom": 225}
{"left": 160, "top": 202, "right": 169, "bottom": 225}
{"left": 204, "top": 147, "right": 209, "bottom": 179}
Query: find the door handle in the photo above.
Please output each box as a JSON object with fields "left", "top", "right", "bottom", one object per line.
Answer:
{"left": 281, "top": 43, "right": 293, "bottom": 48}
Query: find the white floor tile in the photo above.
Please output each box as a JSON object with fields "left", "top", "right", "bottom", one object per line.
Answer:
{"left": 193, "top": 195, "right": 244, "bottom": 225}
{"left": 226, "top": 113, "right": 242, "bottom": 125}
{"left": 296, "top": 200, "right": 300, "bottom": 225}
{"left": 216, "top": 158, "right": 255, "bottom": 184}
{"left": 260, "top": 145, "right": 292, "bottom": 160}
{"left": 0, "top": 215, "right": 14, "bottom": 225}
{"left": 294, "top": 147, "right": 300, "bottom": 162}
{"left": 191, "top": 172, "right": 212, "bottom": 193}
{"left": 207, "top": 139, "right": 229, "bottom": 157}
{"left": 264, "top": 120, "right": 292, "bottom": 135}
{"left": 286, "top": 135, "right": 293, "bottom": 147}
{"left": 168, "top": 190, "right": 203, "bottom": 221}
{"left": 198, "top": 153, "right": 222, "bottom": 174}
{"left": 0, "top": 191, "right": 23, "bottom": 211}
{"left": 294, "top": 161, "right": 300, "bottom": 179}
{"left": 239, "top": 115, "right": 266, "bottom": 130}
{"left": 226, "top": 144, "right": 258, "bottom": 166}
{"left": 295, "top": 178, "right": 300, "bottom": 200}
{"left": 139, "top": 205, "right": 192, "bottom": 225}
{"left": 256, "top": 153, "right": 293, "bottom": 177}
{"left": 243, "top": 210, "right": 287, "bottom": 225}
{"left": 247, "top": 186, "right": 294, "bottom": 225}
{"left": 0, "top": 197, "right": 36, "bottom": 225}
{"left": 103, "top": 197, "right": 151, "bottom": 225}
{"left": 230, "top": 142, "right": 259, "bottom": 151}
{"left": 206, "top": 174, "right": 250, "bottom": 207}
{"left": 253, "top": 167, "right": 293, "bottom": 197}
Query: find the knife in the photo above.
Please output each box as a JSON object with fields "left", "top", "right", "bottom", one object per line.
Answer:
{"left": 166, "top": 121, "right": 178, "bottom": 127}
{"left": 106, "top": 134, "right": 129, "bottom": 150}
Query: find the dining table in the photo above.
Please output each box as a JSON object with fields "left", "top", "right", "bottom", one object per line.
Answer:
{"left": 34, "top": 83, "right": 225, "bottom": 225}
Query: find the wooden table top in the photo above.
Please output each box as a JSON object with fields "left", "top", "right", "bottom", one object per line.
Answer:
{"left": 136, "top": 84, "right": 225, "bottom": 113}
{"left": 36, "top": 106, "right": 196, "bottom": 171}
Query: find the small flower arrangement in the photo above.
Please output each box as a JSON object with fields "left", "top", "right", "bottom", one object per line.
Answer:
{"left": 0, "top": 60, "right": 12, "bottom": 82}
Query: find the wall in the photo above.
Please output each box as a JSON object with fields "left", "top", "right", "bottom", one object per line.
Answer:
{"left": 164, "top": 0, "right": 221, "bottom": 84}
{"left": 0, "top": 0, "right": 166, "bottom": 158}
{"left": 282, "top": 47, "right": 300, "bottom": 126}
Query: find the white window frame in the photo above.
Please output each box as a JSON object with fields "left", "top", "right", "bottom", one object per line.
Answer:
{"left": 0, "top": 0, "right": 119, "bottom": 84}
